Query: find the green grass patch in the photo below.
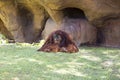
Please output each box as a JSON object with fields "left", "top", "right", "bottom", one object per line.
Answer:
{"left": 0, "top": 43, "right": 120, "bottom": 80}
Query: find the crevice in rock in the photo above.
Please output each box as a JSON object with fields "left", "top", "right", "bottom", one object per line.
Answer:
{"left": 33, "top": 8, "right": 49, "bottom": 42}
{"left": 34, "top": 16, "right": 49, "bottom": 42}
{"left": 96, "top": 27, "right": 105, "bottom": 45}
{"left": 17, "top": 4, "right": 34, "bottom": 43}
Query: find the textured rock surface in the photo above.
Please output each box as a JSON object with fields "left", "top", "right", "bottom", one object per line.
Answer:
{"left": 0, "top": 0, "right": 120, "bottom": 47}
{"left": 98, "top": 17, "right": 120, "bottom": 47}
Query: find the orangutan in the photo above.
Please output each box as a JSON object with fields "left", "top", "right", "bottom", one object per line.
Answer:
{"left": 38, "top": 30, "right": 79, "bottom": 53}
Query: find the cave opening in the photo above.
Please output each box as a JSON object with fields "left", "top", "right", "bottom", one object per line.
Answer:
{"left": 62, "top": 8, "right": 87, "bottom": 19}
{"left": 17, "top": 4, "right": 34, "bottom": 43}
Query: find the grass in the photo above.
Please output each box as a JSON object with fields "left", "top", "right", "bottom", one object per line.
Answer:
{"left": 0, "top": 43, "right": 120, "bottom": 80}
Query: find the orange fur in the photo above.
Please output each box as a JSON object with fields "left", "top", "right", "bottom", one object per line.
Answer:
{"left": 38, "top": 30, "right": 79, "bottom": 53}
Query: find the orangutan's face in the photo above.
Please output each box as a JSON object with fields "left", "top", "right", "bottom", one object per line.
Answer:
{"left": 53, "top": 34, "right": 62, "bottom": 44}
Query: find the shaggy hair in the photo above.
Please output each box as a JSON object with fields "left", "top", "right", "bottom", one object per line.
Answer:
{"left": 38, "top": 30, "right": 79, "bottom": 53}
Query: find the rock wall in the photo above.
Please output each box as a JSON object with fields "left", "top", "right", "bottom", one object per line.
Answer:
{"left": 0, "top": 0, "right": 120, "bottom": 47}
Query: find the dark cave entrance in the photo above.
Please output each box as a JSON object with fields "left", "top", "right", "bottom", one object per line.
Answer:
{"left": 62, "top": 7, "right": 87, "bottom": 19}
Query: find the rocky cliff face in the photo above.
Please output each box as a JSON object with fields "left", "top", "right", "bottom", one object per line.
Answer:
{"left": 0, "top": 0, "right": 120, "bottom": 47}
